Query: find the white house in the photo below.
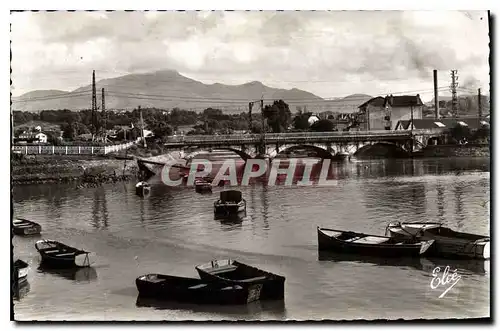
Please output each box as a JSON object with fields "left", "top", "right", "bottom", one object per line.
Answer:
{"left": 35, "top": 132, "right": 48, "bottom": 143}
{"left": 308, "top": 115, "right": 320, "bottom": 126}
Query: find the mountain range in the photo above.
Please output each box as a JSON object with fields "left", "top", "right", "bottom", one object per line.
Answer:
{"left": 12, "top": 70, "right": 373, "bottom": 114}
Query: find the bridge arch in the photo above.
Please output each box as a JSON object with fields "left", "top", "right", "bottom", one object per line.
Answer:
{"left": 353, "top": 141, "right": 409, "bottom": 158}
{"left": 184, "top": 147, "right": 253, "bottom": 161}
{"left": 273, "top": 144, "right": 334, "bottom": 159}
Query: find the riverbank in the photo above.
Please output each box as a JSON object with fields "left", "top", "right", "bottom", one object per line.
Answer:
{"left": 11, "top": 154, "right": 139, "bottom": 185}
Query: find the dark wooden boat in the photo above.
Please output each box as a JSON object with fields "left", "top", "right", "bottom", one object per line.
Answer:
{"left": 35, "top": 240, "right": 92, "bottom": 268}
{"left": 13, "top": 259, "right": 29, "bottom": 283}
{"left": 214, "top": 190, "right": 246, "bottom": 216}
{"left": 136, "top": 274, "right": 263, "bottom": 305}
{"left": 135, "top": 181, "right": 151, "bottom": 197}
{"left": 12, "top": 218, "right": 42, "bottom": 236}
{"left": 317, "top": 227, "right": 435, "bottom": 257}
{"left": 194, "top": 178, "right": 212, "bottom": 193}
{"left": 385, "top": 222, "right": 490, "bottom": 260}
{"left": 195, "top": 259, "right": 285, "bottom": 300}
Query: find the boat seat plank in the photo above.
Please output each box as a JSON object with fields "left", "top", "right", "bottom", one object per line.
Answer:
{"left": 355, "top": 237, "right": 389, "bottom": 245}
{"left": 43, "top": 249, "right": 60, "bottom": 254}
{"left": 240, "top": 276, "right": 267, "bottom": 282}
{"left": 147, "top": 278, "right": 165, "bottom": 284}
{"left": 205, "top": 265, "right": 238, "bottom": 274}
{"left": 16, "top": 224, "right": 34, "bottom": 228}
{"left": 344, "top": 237, "right": 362, "bottom": 242}
{"left": 188, "top": 284, "right": 207, "bottom": 289}
{"left": 54, "top": 252, "right": 76, "bottom": 257}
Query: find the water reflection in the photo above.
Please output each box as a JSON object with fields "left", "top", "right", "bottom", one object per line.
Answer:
{"left": 91, "top": 188, "right": 109, "bottom": 229}
{"left": 215, "top": 211, "right": 247, "bottom": 225}
{"left": 420, "top": 258, "right": 490, "bottom": 276}
{"left": 135, "top": 295, "right": 286, "bottom": 319}
{"left": 436, "top": 184, "right": 445, "bottom": 222}
{"left": 317, "top": 251, "right": 489, "bottom": 276}
{"left": 317, "top": 251, "right": 427, "bottom": 272}
{"left": 37, "top": 264, "right": 98, "bottom": 283}
{"left": 453, "top": 184, "right": 466, "bottom": 229}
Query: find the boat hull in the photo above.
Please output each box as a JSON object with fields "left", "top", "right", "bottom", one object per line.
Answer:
{"left": 196, "top": 260, "right": 285, "bottom": 301}
{"left": 317, "top": 227, "right": 433, "bottom": 258}
{"left": 13, "top": 260, "right": 29, "bottom": 283}
{"left": 135, "top": 183, "right": 151, "bottom": 197}
{"left": 136, "top": 274, "right": 260, "bottom": 305}
{"left": 12, "top": 219, "right": 42, "bottom": 236}
{"left": 35, "top": 240, "right": 91, "bottom": 268}
{"left": 214, "top": 203, "right": 246, "bottom": 215}
{"left": 387, "top": 222, "right": 490, "bottom": 260}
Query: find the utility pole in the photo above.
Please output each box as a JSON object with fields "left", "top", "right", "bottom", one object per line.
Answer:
{"left": 260, "top": 98, "right": 265, "bottom": 133}
{"left": 91, "top": 70, "right": 97, "bottom": 140}
{"left": 478, "top": 88, "right": 482, "bottom": 118}
{"left": 248, "top": 102, "right": 253, "bottom": 133}
{"left": 433, "top": 69, "right": 439, "bottom": 119}
{"left": 260, "top": 98, "right": 266, "bottom": 156}
{"left": 139, "top": 105, "right": 146, "bottom": 148}
{"left": 101, "top": 88, "right": 106, "bottom": 141}
{"left": 450, "top": 70, "right": 459, "bottom": 117}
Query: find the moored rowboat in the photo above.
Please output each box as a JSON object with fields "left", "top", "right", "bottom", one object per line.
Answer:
{"left": 214, "top": 190, "right": 246, "bottom": 216}
{"left": 195, "top": 259, "right": 285, "bottom": 300}
{"left": 135, "top": 181, "right": 151, "bottom": 197}
{"left": 136, "top": 274, "right": 261, "bottom": 305}
{"left": 13, "top": 259, "right": 29, "bottom": 282}
{"left": 13, "top": 218, "right": 42, "bottom": 236}
{"left": 35, "top": 240, "right": 92, "bottom": 268}
{"left": 385, "top": 222, "right": 490, "bottom": 260}
{"left": 317, "top": 227, "right": 435, "bottom": 257}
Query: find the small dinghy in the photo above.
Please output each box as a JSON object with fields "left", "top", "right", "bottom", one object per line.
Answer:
{"left": 385, "top": 222, "right": 490, "bottom": 260}
{"left": 35, "top": 240, "right": 92, "bottom": 268}
{"left": 214, "top": 190, "right": 246, "bottom": 216}
{"left": 195, "top": 259, "right": 285, "bottom": 300}
{"left": 13, "top": 259, "right": 29, "bottom": 282}
{"left": 136, "top": 274, "right": 261, "bottom": 305}
{"left": 12, "top": 218, "right": 42, "bottom": 236}
{"left": 135, "top": 181, "right": 151, "bottom": 197}
{"left": 194, "top": 178, "right": 212, "bottom": 194}
{"left": 317, "top": 227, "right": 435, "bottom": 257}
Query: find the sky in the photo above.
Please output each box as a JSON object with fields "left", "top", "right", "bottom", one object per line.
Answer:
{"left": 10, "top": 10, "right": 490, "bottom": 102}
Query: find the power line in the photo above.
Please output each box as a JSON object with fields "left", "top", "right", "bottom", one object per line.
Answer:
{"left": 11, "top": 79, "right": 451, "bottom": 107}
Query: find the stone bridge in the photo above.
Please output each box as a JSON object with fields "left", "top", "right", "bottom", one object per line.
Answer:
{"left": 163, "top": 130, "right": 440, "bottom": 161}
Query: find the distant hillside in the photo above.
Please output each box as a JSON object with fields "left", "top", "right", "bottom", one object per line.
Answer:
{"left": 12, "top": 70, "right": 371, "bottom": 114}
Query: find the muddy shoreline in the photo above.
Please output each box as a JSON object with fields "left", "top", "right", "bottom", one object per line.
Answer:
{"left": 11, "top": 154, "right": 140, "bottom": 186}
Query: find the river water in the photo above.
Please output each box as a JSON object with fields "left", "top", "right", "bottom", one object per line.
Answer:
{"left": 12, "top": 156, "right": 490, "bottom": 321}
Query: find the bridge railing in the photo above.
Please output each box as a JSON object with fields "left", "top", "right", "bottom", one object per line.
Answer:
{"left": 164, "top": 130, "right": 434, "bottom": 145}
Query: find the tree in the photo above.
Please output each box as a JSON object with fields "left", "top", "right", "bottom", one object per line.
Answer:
{"left": 472, "top": 124, "right": 490, "bottom": 143}
{"left": 292, "top": 110, "right": 311, "bottom": 131}
{"left": 448, "top": 124, "right": 471, "bottom": 144}
{"left": 151, "top": 121, "right": 173, "bottom": 141}
{"left": 262, "top": 100, "right": 292, "bottom": 133}
{"left": 310, "top": 119, "right": 334, "bottom": 132}
{"left": 62, "top": 123, "right": 74, "bottom": 140}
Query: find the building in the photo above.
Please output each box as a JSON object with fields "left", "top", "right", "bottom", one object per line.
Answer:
{"left": 394, "top": 117, "right": 489, "bottom": 145}
{"left": 15, "top": 132, "right": 48, "bottom": 144}
{"left": 307, "top": 115, "right": 320, "bottom": 126}
{"left": 395, "top": 117, "right": 489, "bottom": 131}
{"left": 358, "top": 94, "right": 424, "bottom": 130}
